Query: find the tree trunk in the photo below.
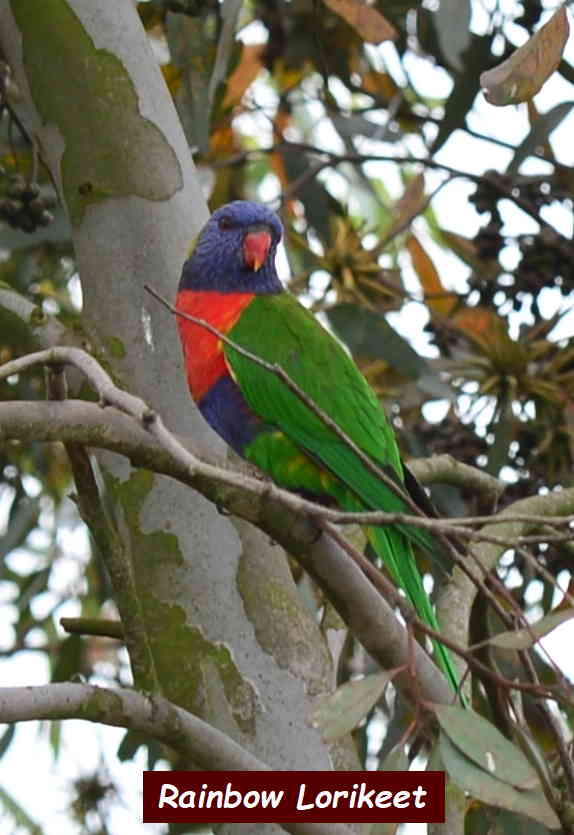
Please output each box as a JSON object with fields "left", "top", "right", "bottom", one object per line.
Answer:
{"left": 0, "top": 4, "right": 359, "bottom": 833}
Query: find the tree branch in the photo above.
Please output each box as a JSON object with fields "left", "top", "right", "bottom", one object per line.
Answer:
{"left": 3, "top": 347, "right": 573, "bottom": 704}
{"left": 407, "top": 455, "right": 504, "bottom": 501}
{"left": 60, "top": 617, "right": 124, "bottom": 639}
{"left": 46, "top": 364, "right": 161, "bottom": 693}
{"left": 0, "top": 397, "right": 453, "bottom": 705}
{"left": 0, "top": 683, "right": 353, "bottom": 835}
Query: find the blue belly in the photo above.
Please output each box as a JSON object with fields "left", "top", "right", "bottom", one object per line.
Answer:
{"left": 198, "top": 374, "right": 267, "bottom": 455}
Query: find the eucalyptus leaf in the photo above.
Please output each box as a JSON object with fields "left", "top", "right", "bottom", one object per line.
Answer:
{"left": 117, "top": 729, "right": 164, "bottom": 769}
{"left": 309, "top": 670, "right": 396, "bottom": 741}
{"left": 0, "top": 784, "right": 42, "bottom": 834}
{"left": 379, "top": 743, "right": 409, "bottom": 772}
{"left": 487, "top": 399, "right": 513, "bottom": 477}
{"left": 439, "top": 732, "right": 560, "bottom": 830}
{"left": 207, "top": 0, "right": 243, "bottom": 109}
{"left": 331, "top": 113, "right": 389, "bottom": 142}
{"left": 495, "top": 808, "right": 556, "bottom": 834}
{"left": 434, "top": 0, "right": 471, "bottom": 72}
{"left": 327, "top": 303, "right": 425, "bottom": 379}
{"left": 49, "top": 720, "right": 62, "bottom": 761}
{"left": 433, "top": 704, "right": 540, "bottom": 791}
{"left": 0, "top": 724, "right": 15, "bottom": 760}
{"left": 508, "top": 101, "right": 574, "bottom": 173}
{"left": 488, "top": 608, "right": 574, "bottom": 650}
{"left": 328, "top": 303, "right": 453, "bottom": 399}
{"left": 51, "top": 634, "right": 84, "bottom": 683}
{"left": 432, "top": 33, "right": 494, "bottom": 153}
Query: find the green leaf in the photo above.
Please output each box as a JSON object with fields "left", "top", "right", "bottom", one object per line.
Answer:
{"left": 487, "top": 398, "right": 513, "bottom": 477}
{"left": 207, "top": 0, "right": 243, "bottom": 110}
{"left": 309, "top": 671, "right": 396, "bottom": 741}
{"left": 439, "top": 732, "right": 560, "bottom": 830}
{"left": 328, "top": 303, "right": 454, "bottom": 399}
{"left": 433, "top": 0, "right": 471, "bottom": 72}
{"left": 281, "top": 152, "right": 341, "bottom": 244}
{"left": 0, "top": 784, "right": 43, "bottom": 834}
{"left": 51, "top": 634, "right": 84, "bottom": 683}
{"left": 0, "top": 497, "right": 40, "bottom": 562}
{"left": 488, "top": 608, "right": 574, "bottom": 650}
{"left": 494, "top": 808, "right": 557, "bottom": 834}
{"left": 0, "top": 724, "right": 15, "bottom": 759}
{"left": 49, "top": 720, "right": 62, "bottom": 760}
{"left": 327, "top": 303, "right": 425, "bottom": 379}
{"left": 433, "top": 704, "right": 539, "bottom": 791}
{"left": 331, "top": 113, "right": 394, "bottom": 142}
{"left": 431, "top": 33, "right": 495, "bottom": 153}
{"left": 379, "top": 743, "right": 409, "bottom": 772}
{"left": 508, "top": 102, "right": 574, "bottom": 174}
{"left": 117, "top": 729, "right": 164, "bottom": 769}
{"left": 166, "top": 12, "right": 216, "bottom": 153}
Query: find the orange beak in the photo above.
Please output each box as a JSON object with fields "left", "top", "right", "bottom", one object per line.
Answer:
{"left": 243, "top": 228, "right": 272, "bottom": 272}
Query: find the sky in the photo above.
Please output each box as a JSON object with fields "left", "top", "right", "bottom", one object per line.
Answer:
{"left": 2, "top": 2, "right": 574, "bottom": 834}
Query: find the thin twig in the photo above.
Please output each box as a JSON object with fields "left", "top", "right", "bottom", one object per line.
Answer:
{"left": 3, "top": 350, "right": 572, "bottom": 555}
{"left": 215, "top": 141, "right": 571, "bottom": 243}
{"left": 0, "top": 684, "right": 354, "bottom": 835}
{"left": 3, "top": 353, "right": 574, "bottom": 705}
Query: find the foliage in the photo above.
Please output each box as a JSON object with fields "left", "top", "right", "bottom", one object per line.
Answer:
{"left": 1, "top": 1, "right": 574, "bottom": 833}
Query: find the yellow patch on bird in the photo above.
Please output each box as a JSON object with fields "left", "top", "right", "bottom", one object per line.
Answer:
{"left": 319, "top": 469, "right": 334, "bottom": 488}
{"left": 286, "top": 453, "right": 308, "bottom": 475}
{"left": 223, "top": 355, "right": 238, "bottom": 383}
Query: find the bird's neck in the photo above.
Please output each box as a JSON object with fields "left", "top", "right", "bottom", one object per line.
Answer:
{"left": 179, "top": 257, "right": 283, "bottom": 295}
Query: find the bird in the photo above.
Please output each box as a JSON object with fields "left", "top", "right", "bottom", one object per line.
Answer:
{"left": 176, "top": 199, "right": 460, "bottom": 697}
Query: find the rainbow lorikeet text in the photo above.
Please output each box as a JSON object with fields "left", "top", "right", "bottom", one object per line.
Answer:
{"left": 176, "top": 200, "right": 460, "bottom": 696}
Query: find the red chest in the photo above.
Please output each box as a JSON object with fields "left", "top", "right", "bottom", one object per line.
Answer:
{"left": 176, "top": 290, "right": 254, "bottom": 401}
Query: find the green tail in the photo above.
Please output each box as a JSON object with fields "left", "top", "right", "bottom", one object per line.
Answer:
{"left": 368, "top": 525, "right": 463, "bottom": 702}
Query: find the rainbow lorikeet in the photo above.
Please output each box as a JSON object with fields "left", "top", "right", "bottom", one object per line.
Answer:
{"left": 176, "top": 200, "right": 460, "bottom": 696}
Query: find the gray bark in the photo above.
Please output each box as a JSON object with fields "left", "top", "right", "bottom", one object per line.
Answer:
{"left": 0, "top": 6, "right": 358, "bottom": 834}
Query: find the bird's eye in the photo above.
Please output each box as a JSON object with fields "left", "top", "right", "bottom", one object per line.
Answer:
{"left": 218, "top": 216, "right": 233, "bottom": 230}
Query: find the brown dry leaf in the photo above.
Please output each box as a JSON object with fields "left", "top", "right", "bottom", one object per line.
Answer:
{"left": 407, "top": 234, "right": 457, "bottom": 315}
{"left": 360, "top": 70, "right": 399, "bottom": 101}
{"left": 384, "top": 174, "right": 426, "bottom": 243}
{"left": 440, "top": 229, "right": 480, "bottom": 265}
{"left": 394, "top": 173, "right": 425, "bottom": 221}
{"left": 223, "top": 43, "right": 264, "bottom": 108}
{"left": 481, "top": 6, "right": 569, "bottom": 106}
{"left": 269, "top": 109, "right": 297, "bottom": 209}
{"left": 452, "top": 307, "right": 508, "bottom": 350}
{"left": 161, "top": 63, "right": 182, "bottom": 99}
{"left": 322, "top": 0, "right": 397, "bottom": 43}
{"left": 138, "top": 2, "right": 164, "bottom": 29}
{"left": 207, "top": 123, "right": 240, "bottom": 158}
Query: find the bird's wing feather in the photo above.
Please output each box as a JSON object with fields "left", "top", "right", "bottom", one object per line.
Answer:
{"left": 227, "top": 293, "right": 421, "bottom": 526}
{"left": 227, "top": 293, "right": 460, "bottom": 696}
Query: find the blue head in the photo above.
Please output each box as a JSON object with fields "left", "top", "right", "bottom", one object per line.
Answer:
{"left": 179, "top": 201, "right": 284, "bottom": 294}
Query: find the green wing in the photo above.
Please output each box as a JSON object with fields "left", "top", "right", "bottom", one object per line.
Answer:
{"left": 227, "top": 293, "right": 461, "bottom": 697}
{"left": 227, "top": 293, "right": 411, "bottom": 519}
